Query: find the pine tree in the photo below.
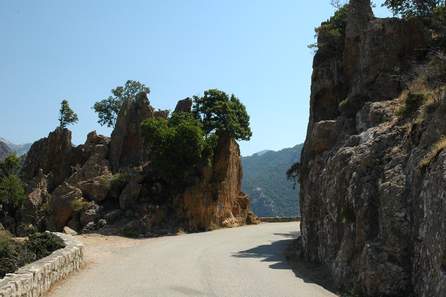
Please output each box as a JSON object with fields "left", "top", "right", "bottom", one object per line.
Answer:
{"left": 59, "top": 100, "right": 79, "bottom": 128}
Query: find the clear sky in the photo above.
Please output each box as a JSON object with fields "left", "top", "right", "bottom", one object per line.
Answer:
{"left": 0, "top": 0, "right": 389, "bottom": 156}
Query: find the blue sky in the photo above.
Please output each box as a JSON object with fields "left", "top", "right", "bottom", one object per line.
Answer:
{"left": 0, "top": 0, "right": 389, "bottom": 156}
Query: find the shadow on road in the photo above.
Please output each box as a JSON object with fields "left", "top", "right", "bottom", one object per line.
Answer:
{"left": 232, "top": 232, "right": 336, "bottom": 294}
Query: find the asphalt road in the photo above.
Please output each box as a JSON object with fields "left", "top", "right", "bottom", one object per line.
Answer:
{"left": 47, "top": 222, "right": 338, "bottom": 297}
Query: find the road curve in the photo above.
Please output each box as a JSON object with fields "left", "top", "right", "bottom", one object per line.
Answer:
{"left": 47, "top": 222, "right": 337, "bottom": 297}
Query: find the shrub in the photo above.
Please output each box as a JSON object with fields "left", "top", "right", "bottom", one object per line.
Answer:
{"left": 71, "top": 198, "right": 91, "bottom": 212}
{"left": 397, "top": 93, "right": 426, "bottom": 117}
{"left": 419, "top": 137, "right": 446, "bottom": 169}
{"left": 383, "top": 0, "right": 445, "bottom": 17}
{"left": 26, "top": 232, "right": 65, "bottom": 259}
{"left": 142, "top": 112, "right": 206, "bottom": 191}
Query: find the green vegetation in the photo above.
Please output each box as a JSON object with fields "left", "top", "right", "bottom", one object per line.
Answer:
{"left": 419, "top": 137, "right": 446, "bottom": 169}
{"left": 0, "top": 155, "right": 26, "bottom": 226}
{"left": 242, "top": 145, "right": 302, "bottom": 217}
{"left": 142, "top": 89, "right": 251, "bottom": 193}
{"left": 384, "top": 0, "right": 445, "bottom": 17}
{"left": 310, "top": 4, "right": 348, "bottom": 53}
{"left": 0, "top": 231, "right": 65, "bottom": 278}
{"left": 193, "top": 89, "right": 252, "bottom": 141}
{"left": 58, "top": 100, "right": 79, "bottom": 128}
{"left": 93, "top": 80, "right": 150, "bottom": 128}
{"left": 397, "top": 92, "right": 427, "bottom": 118}
{"left": 142, "top": 112, "right": 206, "bottom": 190}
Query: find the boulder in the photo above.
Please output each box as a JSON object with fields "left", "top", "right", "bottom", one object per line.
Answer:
{"left": 80, "top": 203, "right": 99, "bottom": 227}
{"left": 50, "top": 182, "right": 83, "bottom": 230}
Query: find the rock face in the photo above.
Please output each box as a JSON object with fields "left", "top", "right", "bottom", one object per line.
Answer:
{"left": 300, "top": 1, "right": 445, "bottom": 296}
{"left": 0, "top": 140, "right": 12, "bottom": 160}
{"left": 180, "top": 135, "right": 253, "bottom": 231}
{"left": 21, "top": 128, "right": 75, "bottom": 191}
{"left": 109, "top": 92, "right": 154, "bottom": 172}
{"left": 18, "top": 94, "right": 255, "bottom": 236}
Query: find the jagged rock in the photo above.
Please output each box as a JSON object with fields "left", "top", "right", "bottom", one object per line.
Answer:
{"left": 80, "top": 203, "right": 99, "bottom": 227}
{"left": 109, "top": 92, "right": 154, "bottom": 171}
{"left": 300, "top": 2, "right": 442, "bottom": 297}
{"left": 103, "top": 209, "right": 122, "bottom": 224}
{"left": 50, "top": 182, "right": 83, "bottom": 230}
{"left": 22, "top": 127, "right": 74, "bottom": 190}
{"left": 0, "top": 140, "right": 12, "bottom": 161}
{"left": 174, "top": 98, "right": 192, "bottom": 113}
{"left": 21, "top": 169, "right": 50, "bottom": 225}
{"left": 119, "top": 178, "right": 142, "bottom": 210}
{"left": 180, "top": 135, "right": 252, "bottom": 231}
{"left": 82, "top": 221, "right": 97, "bottom": 233}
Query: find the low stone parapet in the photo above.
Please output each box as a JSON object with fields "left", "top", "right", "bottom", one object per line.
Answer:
{"left": 0, "top": 233, "right": 83, "bottom": 297}
{"left": 260, "top": 217, "right": 300, "bottom": 223}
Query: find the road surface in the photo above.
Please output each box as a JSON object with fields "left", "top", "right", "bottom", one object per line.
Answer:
{"left": 47, "top": 222, "right": 337, "bottom": 297}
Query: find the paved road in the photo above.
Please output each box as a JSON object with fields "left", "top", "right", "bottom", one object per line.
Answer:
{"left": 47, "top": 222, "right": 337, "bottom": 297}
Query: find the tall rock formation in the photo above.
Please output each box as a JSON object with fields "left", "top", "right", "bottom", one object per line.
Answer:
{"left": 109, "top": 92, "right": 154, "bottom": 172}
{"left": 300, "top": 1, "right": 445, "bottom": 296}
{"left": 18, "top": 94, "right": 256, "bottom": 236}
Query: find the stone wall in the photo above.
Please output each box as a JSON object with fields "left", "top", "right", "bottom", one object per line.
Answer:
{"left": 0, "top": 233, "right": 83, "bottom": 297}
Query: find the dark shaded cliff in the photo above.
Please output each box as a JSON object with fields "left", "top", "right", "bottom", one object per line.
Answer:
{"left": 300, "top": 1, "right": 446, "bottom": 296}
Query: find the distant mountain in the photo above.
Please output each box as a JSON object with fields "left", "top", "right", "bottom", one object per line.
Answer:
{"left": 0, "top": 140, "right": 12, "bottom": 160}
{"left": 0, "top": 137, "right": 32, "bottom": 157}
{"left": 242, "top": 144, "right": 303, "bottom": 217}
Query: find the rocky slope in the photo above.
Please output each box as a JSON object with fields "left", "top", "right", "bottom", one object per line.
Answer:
{"left": 13, "top": 93, "right": 257, "bottom": 237}
{"left": 242, "top": 145, "right": 302, "bottom": 217}
{"left": 299, "top": 1, "right": 446, "bottom": 296}
{"left": 0, "top": 140, "right": 12, "bottom": 160}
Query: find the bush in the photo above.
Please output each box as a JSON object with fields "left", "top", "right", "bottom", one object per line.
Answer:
{"left": 25, "top": 232, "right": 65, "bottom": 259}
{"left": 419, "top": 137, "right": 446, "bottom": 169}
{"left": 397, "top": 93, "right": 426, "bottom": 117}
{"left": 312, "top": 4, "right": 349, "bottom": 54}
{"left": 383, "top": 0, "right": 445, "bottom": 17}
{"left": 142, "top": 112, "right": 206, "bottom": 191}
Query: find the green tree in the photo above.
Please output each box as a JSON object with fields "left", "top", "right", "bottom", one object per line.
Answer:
{"left": 0, "top": 155, "right": 20, "bottom": 178}
{"left": 383, "top": 0, "right": 445, "bottom": 17}
{"left": 0, "top": 155, "right": 25, "bottom": 225}
{"left": 192, "top": 89, "right": 252, "bottom": 141}
{"left": 142, "top": 112, "right": 205, "bottom": 190}
{"left": 58, "top": 100, "right": 78, "bottom": 128}
{"left": 93, "top": 80, "right": 150, "bottom": 127}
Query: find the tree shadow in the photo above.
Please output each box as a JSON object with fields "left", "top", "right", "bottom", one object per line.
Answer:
{"left": 232, "top": 232, "right": 336, "bottom": 294}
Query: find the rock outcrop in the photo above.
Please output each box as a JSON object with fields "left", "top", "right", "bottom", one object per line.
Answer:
{"left": 299, "top": 1, "right": 446, "bottom": 296}
{"left": 18, "top": 93, "right": 256, "bottom": 237}
{"left": 109, "top": 92, "right": 154, "bottom": 172}
{"left": 0, "top": 140, "right": 12, "bottom": 160}
{"left": 180, "top": 135, "right": 253, "bottom": 231}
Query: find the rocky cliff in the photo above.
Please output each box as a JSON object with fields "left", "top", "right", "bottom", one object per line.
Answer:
{"left": 299, "top": 1, "right": 446, "bottom": 296}
{"left": 0, "top": 140, "right": 12, "bottom": 161}
{"left": 17, "top": 93, "right": 256, "bottom": 237}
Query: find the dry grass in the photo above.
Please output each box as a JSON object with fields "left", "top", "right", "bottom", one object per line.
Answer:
{"left": 419, "top": 137, "right": 446, "bottom": 170}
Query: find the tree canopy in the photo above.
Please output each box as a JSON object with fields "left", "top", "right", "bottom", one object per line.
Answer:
{"left": 141, "top": 112, "right": 206, "bottom": 190}
{"left": 384, "top": 0, "right": 445, "bottom": 17}
{"left": 192, "top": 89, "right": 252, "bottom": 141}
{"left": 93, "top": 80, "right": 150, "bottom": 128}
{"left": 0, "top": 155, "right": 25, "bottom": 216}
{"left": 58, "top": 100, "right": 78, "bottom": 128}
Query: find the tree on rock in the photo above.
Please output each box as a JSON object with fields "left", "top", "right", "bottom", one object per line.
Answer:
{"left": 93, "top": 80, "right": 150, "bottom": 128}
{"left": 192, "top": 89, "right": 252, "bottom": 141}
{"left": 58, "top": 100, "right": 78, "bottom": 128}
{"left": 384, "top": 0, "right": 445, "bottom": 17}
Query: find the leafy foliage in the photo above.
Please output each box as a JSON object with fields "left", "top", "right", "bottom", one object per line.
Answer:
{"left": 311, "top": 4, "right": 349, "bottom": 53}
{"left": 0, "top": 231, "right": 65, "bottom": 278}
{"left": 193, "top": 89, "right": 252, "bottom": 141}
{"left": 142, "top": 112, "right": 206, "bottom": 190}
{"left": 383, "top": 0, "right": 445, "bottom": 17}
{"left": 58, "top": 100, "right": 78, "bottom": 128}
{"left": 93, "top": 80, "right": 150, "bottom": 127}
{"left": 397, "top": 93, "right": 426, "bottom": 117}
{"left": 0, "top": 155, "right": 25, "bottom": 219}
